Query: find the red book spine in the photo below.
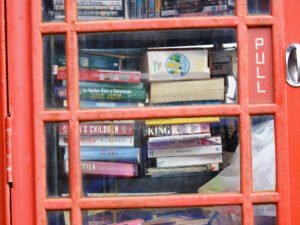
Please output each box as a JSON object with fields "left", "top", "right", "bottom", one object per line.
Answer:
{"left": 79, "top": 161, "right": 138, "bottom": 177}
{"left": 56, "top": 67, "right": 142, "bottom": 83}
{"left": 58, "top": 123, "right": 134, "bottom": 136}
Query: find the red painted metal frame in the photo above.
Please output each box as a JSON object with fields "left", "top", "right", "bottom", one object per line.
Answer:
{"left": 285, "top": 1, "right": 300, "bottom": 225}
{"left": 0, "top": 0, "right": 10, "bottom": 224}
{"left": 4, "top": 0, "right": 290, "bottom": 224}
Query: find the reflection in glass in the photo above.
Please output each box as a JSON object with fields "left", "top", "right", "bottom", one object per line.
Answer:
{"left": 248, "top": 0, "right": 270, "bottom": 15}
{"left": 251, "top": 116, "right": 275, "bottom": 192}
{"left": 83, "top": 206, "right": 242, "bottom": 225}
{"left": 61, "top": 29, "right": 238, "bottom": 109}
{"left": 43, "top": 0, "right": 65, "bottom": 22}
{"left": 47, "top": 211, "right": 70, "bottom": 225}
{"left": 254, "top": 205, "right": 277, "bottom": 225}
{"left": 43, "top": 35, "right": 67, "bottom": 109}
{"left": 56, "top": 117, "right": 240, "bottom": 196}
{"left": 46, "top": 122, "right": 69, "bottom": 197}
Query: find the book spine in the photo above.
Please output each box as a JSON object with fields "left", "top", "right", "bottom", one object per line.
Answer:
{"left": 59, "top": 135, "right": 135, "bottom": 147}
{"left": 148, "top": 0, "right": 155, "bottom": 17}
{"left": 75, "top": 81, "right": 144, "bottom": 89}
{"left": 155, "top": 0, "right": 161, "bottom": 17}
{"left": 136, "top": 0, "right": 142, "bottom": 17}
{"left": 53, "top": 4, "right": 124, "bottom": 10}
{"left": 76, "top": 10, "right": 123, "bottom": 17}
{"left": 156, "top": 154, "right": 223, "bottom": 168}
{"left": 54, "top": 0, "right": 124, "bottom": 6}
{"left": 147, "top": 136, "right": 221, "bottom": 150}
{"left": 148, "top": 71, "right": 210, "bottom": 81}
{"left": 58, "top": 123, "right": 134, "bottom": 136}
{"left": 148, "top": 145, "right": 222, "bottom": 158}
{"left": 143, "top": 123, "right": 211, "bottom": 136}
{"left": 56, "top": 67, "right": 142, "bottom": 83}
{"left": 144, "top": 117, "right": 220, "bottom": 125}
{"left": 55, "top": 86, "right": 147, "bottom": 102}
{"left": 66, "top": 160, "right": 138, "bottom": 177}
{"left": 64, "top": 147, "right": 140, "bottom": 163}
{"left": 80, "top": 100, "right": 145, "bottom": 108}
{"left": 148, "top": 133, "right": 211, "bottom": 143}
{"left": 129, "top": 0, "right": 137, "bottom": 18}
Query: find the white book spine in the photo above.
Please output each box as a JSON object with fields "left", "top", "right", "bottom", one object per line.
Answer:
{"left": 148, "top": 145, "right": 222, "bottom": 158}
{"left": 148, "top": 133, "right": 211, "bottom": 142}
{"left": 156, "top": 154, "right": 223, "bottom": 168}
{"left": 59, "top": 135, "right": 134, "bottom": 147}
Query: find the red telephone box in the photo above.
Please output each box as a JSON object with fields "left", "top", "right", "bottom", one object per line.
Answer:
{"left": 1, "top": 0, "right": 300, "bottom": 224}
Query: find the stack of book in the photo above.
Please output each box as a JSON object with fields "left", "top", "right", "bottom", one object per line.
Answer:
{"left": 59, "top": 121, "right": 140, "bottom": 178}
{"left": 53, "top": 50, "right": 147, "bottom": 108}
{"left": 143, "top": 49, "right": 225, "bottom": 105}
{"left": 143, "top": 117, "right": 223, "bottom": 177}
{"left": 51, "top": 0, "right": 126, "bottom": 21}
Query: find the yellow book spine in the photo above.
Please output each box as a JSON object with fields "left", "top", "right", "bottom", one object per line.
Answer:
{"left": 145, "top": 117, "right": 220, "bottom": 125}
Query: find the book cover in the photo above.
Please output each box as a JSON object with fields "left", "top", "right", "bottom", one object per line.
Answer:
{"left": 148, "top": 144, "right": 222, "bottom": 158}
{"left": 144, "top": 49, "right": 210, "bottom": 81}
{"left": 156, "top": 153, "right": 223, "bottom": 168}
{"left": 149, "top": 78, "right": 225, "bottom": 104}
{"left": 144, "top": 117, "right": 220, "bottom": 126}
{"left": 143, "top": 123, "right": 211, "bottom": 136}
{"left": 64, "top": 147, "right": 140, "bottom": 163}
{"left": 79, "top": 100, "right": 145, "bottom": 108}
{"left": 59, "top": 135, "right": 135, "bottom": 147}
{"left": 58, "top": 122, "right": 134, "bottom": 136}
{"left": 147, "top": 135, "right": 221, "bottom": 150}
{"left": 55, "top": 85, "right": 147, "bottom": 102}
{"left": 65, "top": 160, "right": 138, "bottom": 177}
{"left": 56, "top": 67, "right": 142, "bottom": 83}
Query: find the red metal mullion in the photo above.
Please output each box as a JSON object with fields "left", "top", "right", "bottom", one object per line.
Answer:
{"left": 78, "top": 194, "right": 244, "bottom": 209}
{"left": 44, "top": 198, "right": 73, "bottom": 210}
{"left": 250, "top": 192, "right": 280, "bottom": 203}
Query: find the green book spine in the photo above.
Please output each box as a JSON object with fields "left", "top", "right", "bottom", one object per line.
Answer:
{"left": 80, "top": 86, "right": 146, "bottom": 102}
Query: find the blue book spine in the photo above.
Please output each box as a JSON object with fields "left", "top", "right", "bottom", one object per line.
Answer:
{"left": 80, "top": 100, "right": 144, "bottom": 108}
{"left": 64, "top": 147, "right": 140, "bottom": 163}
{"left": 148, "top": 0, "right": 155, "bottom": 17}
{"left": 136, "top": 0, "right": 142, "bottom": 17}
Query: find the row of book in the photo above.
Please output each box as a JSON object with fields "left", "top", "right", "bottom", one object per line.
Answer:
{"left": 47, "top": 0, "right": 234, "bottom": 21}
{"left": 52, "top": 47, "right": 237, "bottom": 108}
{"left": 58, "top": 117, "right": 224, "bottom": 178}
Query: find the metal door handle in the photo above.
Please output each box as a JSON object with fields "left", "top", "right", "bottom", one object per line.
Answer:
{"left": 286, "top": 44, "right": 300, "bottom": 87}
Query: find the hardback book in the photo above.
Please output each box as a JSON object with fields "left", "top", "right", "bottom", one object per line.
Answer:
{"left": 64, "top": 147, "right": 140, "bottom": 163}
{"left": 156, "top": 153, "right": 223, "bottom": 168}
{"left": 53, "top": 0, "right": 123, "bottom": 6}
{"left": 56, "top": 67, "right": 142, "bottom": 83}
{"left": 58, "top": 122, "right": 134, "bottom": 136}
{"left": 54, "top": 85, "right": 147, "bottom": 102}
{"left": 143, "top": 49, "right": 210, "bottom": 81}
{"left": 148, "top": 144, "right": 222, "bottom": 158}
{"left": 144, "top": 117, "right": 220, "bottom": 126}
{"left": 147, "top": 135, "right": 222, "bottom": 150}
{"left": 143, "top": 123, "right": 211, "bottom": 137}
{"left": 59, "top": 135, "right": 135, "bottom": 147}
{"left": 65, "top": 160, "right": 138, "bottom": 177}
{"left": 53, "top": 4, "right": 124, "bottom": 11}
{"left": 147, "top": 133, "right": 212, "bottom": 145}
{"left": 149, "top": 78, "right": 225, "bottom": 104}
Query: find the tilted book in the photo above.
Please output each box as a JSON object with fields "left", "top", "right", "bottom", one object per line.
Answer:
{"left": 144, "top": 117, "right": 220, "bottom": 125}
{"left": 59, "top": 135, "right": 135, "bottom": 147}
{"left": 56, "top": 67, "right": 142, "bottom": 83}
{"left": 65, "top": 160, "right": 138, "bottom": 177}
{"left": 64, "top": 147, "right": 140, "bottom": 163}
{"left": 143, "top": 49, "right": 210, "bottom": 81}
{"left": 58, "top": 122, "right": 134, "bottom": 136}
{"left": 148, "top": 145, "right": 222, "bottom": 158}
{"left": 156, "top": 154, "right": 223, "bottom": 168}
{"left": 149, "top": 78, "right": 225, "bottom": 104}
{"left": 143, "top": 123, "right": 211, "bottom": 136}
{"left": 147, "top": 135, "right": 221, "bottom": 150}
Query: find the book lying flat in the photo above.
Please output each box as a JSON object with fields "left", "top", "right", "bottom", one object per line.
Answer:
{"left": 150, "top": 78, "right": 224, "bottom": 104}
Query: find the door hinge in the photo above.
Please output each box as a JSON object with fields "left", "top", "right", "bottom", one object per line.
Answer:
{"left": 5, "top": 116, "right": 12, "bottom": 185}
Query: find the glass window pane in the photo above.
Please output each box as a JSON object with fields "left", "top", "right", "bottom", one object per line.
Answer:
{"left": 83, "top": 206, "right": 242, "bottom": 224}
{"left": 47, "top": 211, "right": 70, "bottom": 225}
{"left": 72, "top": 29, "right": 238, "bottom": 109}
{"left": 75, "top": 0, "right": 235, "bottom": 21}
{"left": 43, "top": 0, "right": 65, "bottom": 22}
{"left": 251, "top": 116, "right": 275, "bottom": 192}
{"left": 46, "top": 122, "right": 69, "bottom": 197}
{"left": 57, "top": 117, "right": 240, "bottom": 196}
{"left": 248, "top": 0, "right": 270, "bottom": 15}
{"left": 43, "top": 35, "right": 67, "bottom": 109}
{"left": 254, "top": 204, "right": 277, "bottom": 225}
